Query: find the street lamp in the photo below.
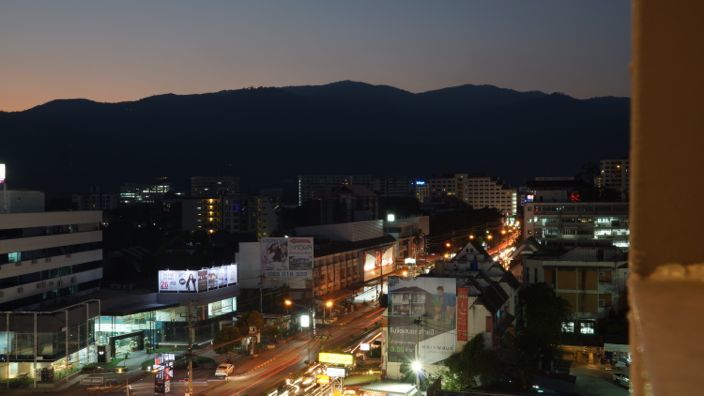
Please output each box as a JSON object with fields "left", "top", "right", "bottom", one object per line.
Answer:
{"left": 284, "top": 298, "right": 292, "bottom": 315}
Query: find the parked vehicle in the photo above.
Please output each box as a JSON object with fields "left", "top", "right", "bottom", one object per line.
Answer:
{"left": 613, "top": 372, "right": 630, "bottom": 388}
{"left": 215, "top": 363, "right": 235, "bottom": 377}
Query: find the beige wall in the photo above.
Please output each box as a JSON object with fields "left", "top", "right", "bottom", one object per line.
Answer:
{"left": 630, "top": 1, "right": 704, "bottom": 395}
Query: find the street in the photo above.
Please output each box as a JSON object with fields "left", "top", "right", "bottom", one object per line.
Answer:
{"left": 48, "top": 304, "right": 383, "bottom": 396}
{"left": 572, "top": 365, "right": 629, "bottom": 396}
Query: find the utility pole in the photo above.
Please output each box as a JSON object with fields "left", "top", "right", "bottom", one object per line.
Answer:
{"left": 259, "top": 274, "right": 264, "bottom": 313}
{"left": 414, "top": 318, "right": 422, "bottom": 391}
{"left": 186, "top": 301, "right": 194, "bottom": 396}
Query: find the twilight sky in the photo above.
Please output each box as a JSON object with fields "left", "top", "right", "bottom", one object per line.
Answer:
{"left": 0, "top": 0, "right": 630, "bottom": 112}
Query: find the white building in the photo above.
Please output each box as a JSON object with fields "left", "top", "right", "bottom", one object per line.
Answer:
{"left": 0, "top": 210, "right": 103, "bottom": 382}
{"left": 463, "top": 176, "right": 517, "bottom": 216}
{"left": 0, "top": 210, "right": 103, "bottom": 308}
{"left": 523, "top": 202, "right": 630, "bottom": 249}
{"left": 427, "top": 174, "right": 517, "bottom": 215}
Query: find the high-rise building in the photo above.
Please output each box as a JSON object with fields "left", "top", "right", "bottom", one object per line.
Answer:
{"left": 72, "top": 192, "right": 119, "bottom": 211}
{"left": 427, "top": 174, "right": 517, "bottom": 215}
{"left": 297, "top": 174, "right": 375, "bottom": 206}
{"left": 119, "top": 179, "right": 173, "bottom": 205}
{"left": 190, "top": 176, "right": 239, "bottom": 196}
{"left": 181, "top": 195, "right": 245, "bottom": 234}
{"left": 462, "top": 176, "right": 517, "bottom": 216}
{"left": 379, "top": 176, "right": 416, "bottom": 197}
{"left": 595, "top": 159, "right": 629, "bottom": 200}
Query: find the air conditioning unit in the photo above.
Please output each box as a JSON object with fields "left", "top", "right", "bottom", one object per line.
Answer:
{"left": 70, "top": 277, "right": 76, "bottom": 284}
{"left": 17, "top": 287, "right": 23, "bottom": 294}
{"left": 66, "top": 253, "right": 71, "bottom": 258}
{"left": 36, "top": 282, "right": 45, "bottom": 289}
{"left": 31, "top": 259, "right": 37, "bottom": 264}
{"left": 48, "top": 281, "right": 54, "bottom": 287}
{"left": 0, "top": 291, "right": 4, "bottom": 297}
{"left": 45, "top": 257, "right": 52, "bottom": 262}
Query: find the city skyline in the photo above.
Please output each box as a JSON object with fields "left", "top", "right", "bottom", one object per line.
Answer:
{"left": 0, "top": 0, "right": 630, "bottom": 112}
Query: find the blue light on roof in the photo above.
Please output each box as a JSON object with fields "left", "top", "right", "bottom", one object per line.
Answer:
{"left": 415, "top": 180, "right": 426, "bottom": 185}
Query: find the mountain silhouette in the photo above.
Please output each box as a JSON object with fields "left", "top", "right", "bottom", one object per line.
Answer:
{"left": 0, "top": 81, "right": 629, "bottom": 193}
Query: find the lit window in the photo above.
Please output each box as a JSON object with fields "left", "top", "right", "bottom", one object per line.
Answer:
{"left": 580, "top": 322, "right": 596, "bottom": 335}
{"left": 561, "top": 322, "right": 575, "bottom": 333}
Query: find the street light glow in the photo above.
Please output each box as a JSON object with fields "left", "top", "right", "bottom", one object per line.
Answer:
{"left": 411, "top": 360, "right": 422, "bottom": 373}
{"left": 325, "top": 300, "right": 333, "bottom": 308}
{"left": 284, "top": 299, "right": 293, "bottom": 307}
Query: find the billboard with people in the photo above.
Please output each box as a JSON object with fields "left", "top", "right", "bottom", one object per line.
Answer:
{"left": 388, "top": 277, "right": 457, "bottom": 363}
{"left": 158, "top": 264, "right": 237, "bottom": 292}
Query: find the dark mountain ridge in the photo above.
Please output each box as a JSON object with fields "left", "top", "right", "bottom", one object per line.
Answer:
{"left": 0, "top": 81, "right": 629, "bottom": 193}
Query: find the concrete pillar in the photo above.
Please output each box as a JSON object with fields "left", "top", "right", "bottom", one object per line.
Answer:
{"left": 630, "top": 1, "right": 704, "bottom": 395}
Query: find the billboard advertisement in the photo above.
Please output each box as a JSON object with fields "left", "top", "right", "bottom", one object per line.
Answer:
{"left": 261, "top": 238, "right": 314, "bottom": 288}
{"left": 363, "top": 246, "right": 395, "bottom": 281}
{"left": 456, "top": 287, "right": 469, "bottom": 341}
{"left": 158, "top": 264, "right": 238, "bottom": 293}
{"left": 288, "top": 237, "right": 314, "bottom": 270}
{"left": 260, "top": 238, "right": 289, "bottom": 271}
{"left": 388, "top": 277, "right": 457, "bottom": 363}
{"left": 158, "top": 270, "right": 199, "bottom": 292}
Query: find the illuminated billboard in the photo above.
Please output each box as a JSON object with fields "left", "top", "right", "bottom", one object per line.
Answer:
{"left": 0, "top": 163, "right": 5, "bottom": 184}
{"left": 388, "top": 277, "right": 457, "bottom": 363}
{"left": 261, "top": 237, "right": 314, "bottom": 288}
{"left": 158, "top": 264, "right": 237, "bottom": 292}
{"left": 260, "top": 238, "right": 289, "bottom": 271}
{"left": 318, "top": 352, "right": 354, "bottom": 366}
{"left": 363, "top": 246, "right": 395, "bottom": 281}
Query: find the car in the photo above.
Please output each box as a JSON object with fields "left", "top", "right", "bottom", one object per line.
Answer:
{"left": 215, "top": 363, "right": 235, "bottom": 377}
{"left": 612, "top": 372, "right": 630, "bottom": 388}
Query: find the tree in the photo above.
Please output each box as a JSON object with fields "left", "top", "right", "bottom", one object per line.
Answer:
{"left": 213, "top": 326, "right": 241, "bottom": 362}
{"left": 236, "top": 310, "right": 266, "bottom": 335}
{"left": 445, "top": 334, "right": 501, "bottom": 390}
{"left": 517, "top": 283, "right": 570, "bottom": 372}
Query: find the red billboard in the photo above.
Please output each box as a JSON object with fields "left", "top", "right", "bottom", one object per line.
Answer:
{"left": 456, "top": 287, "right": 469, "bottom": 341}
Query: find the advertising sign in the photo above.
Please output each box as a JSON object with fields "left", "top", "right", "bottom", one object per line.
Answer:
{"left": 363, "top": 246, "right": 395, "bottom": 281}
{"left": 388, "top": 277, "right": 457, "bottom": 363}
{"left": 261, "top": 238, "right": 314, "bottom": 287}
{"left": 456, "top": 287, "right": 469, "bottom": 342}
{"left": 0, "top": 163, "right": 5, "bottom": 184}
{"left": 158, "top": 270, "right": 198, "bottom": 292}
{"left": 158, "top": 264, "right": 238, "bottom": 293}
{"left": 261, "top": 238, "right": 289, "bottom": 271}
{"left": 288, "top": 237, "right": 314, "bottom": 270}
{"left": 318, "top": 352, "right": 354, "bottom": 366}
{"left": 326, "top": 367, "right": 346, "bottom": 378}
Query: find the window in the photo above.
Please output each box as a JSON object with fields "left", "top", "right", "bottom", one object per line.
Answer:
{"left": 561, "top": 321, "right": 575, "bottom": 333}
{"left": 8, "top": 252, "right": 21, "bottom": 263}
{"left": 580, "top": 321, "right": 596, "bottom": 335}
